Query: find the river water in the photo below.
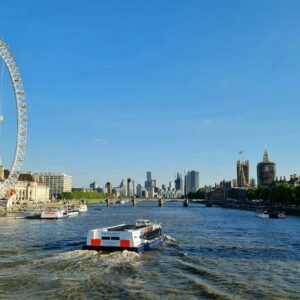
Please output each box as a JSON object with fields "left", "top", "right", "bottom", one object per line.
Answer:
{"left": 0, "top": 202, "right": 299, "bottom": 299}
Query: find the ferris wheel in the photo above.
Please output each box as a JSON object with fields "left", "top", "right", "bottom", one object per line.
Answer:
{"left": 0, "top": 37, "right": 27, "bottom": 201}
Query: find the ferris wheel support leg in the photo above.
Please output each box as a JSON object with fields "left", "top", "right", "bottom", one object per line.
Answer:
{"left": 6, "top": 195, "right": 15, "bottom": 211}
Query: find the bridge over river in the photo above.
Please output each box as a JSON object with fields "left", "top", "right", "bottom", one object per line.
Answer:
{"left": 104, "top": 198, "right": 207, "bottom": 208}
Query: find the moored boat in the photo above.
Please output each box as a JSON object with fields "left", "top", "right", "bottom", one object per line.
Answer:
{"left": 25, "top": 213, "right": 41, "bottom": 219}
{"left": 67, "top": 210, "right": 79, "bottom": 216}
{"left": 78, "top": 204, "right": 88, "bottom": 213}
{"left": 269, "top": 211, "right": 286, "bottom": 219}
{"left": 64, "top": 203, "right": 79, "bottom": 216}
{"left": 256, "top": 210, "right": 269, "bottom": 218}
{"left": 41, "top": 207, "right": 66, "bottom": 219}
{"left": 83, "top": 219, "right": 166, "bottom": 252}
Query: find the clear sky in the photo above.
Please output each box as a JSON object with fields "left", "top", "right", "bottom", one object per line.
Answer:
{"left": 1, "top": 0, "right": 300, "bottom": 188}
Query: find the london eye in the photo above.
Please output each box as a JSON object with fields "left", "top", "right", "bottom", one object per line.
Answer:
{"left": 0, "top": 38, "right": 27, "bottom": 207}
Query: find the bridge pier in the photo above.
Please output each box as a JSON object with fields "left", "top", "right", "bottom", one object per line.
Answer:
{"left": 158, "top": 198, "right": 163, "bottom": 207}
{"left": 183, "top": 198, "right": 189, "bottom": 207}
{"left": 132, "top": 197, "right": 136, "bottom": 207}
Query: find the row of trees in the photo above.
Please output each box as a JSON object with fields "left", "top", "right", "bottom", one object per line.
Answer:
{"left": 62, "top": 191, "right": 108, "bottom": 200}
{"left": 246, "top": 183, "right": 300, "bottom": 205}
{"left": 187, "top": 188, "right": 206, "bottom": 199}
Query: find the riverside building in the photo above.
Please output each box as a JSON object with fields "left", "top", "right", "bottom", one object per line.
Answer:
{"left": 105, "top": 182, "right": 112, "bottom": 195}
{"left": 14, "top": 173, "right": 50, "bottom": 204}
{"left": 175, "top": 172, "right": 184, "bottom": 194}
{"left": 3, "top": 170, "right": 49, "bottom": 204}
{"left": 184, "top": 170, "right": 200, "bottom": 195}
{"left": 127, "top": 178, "right": 135, "bottom": 197}
{"left": 37, "top": 172, "right": 72, "bottom": 198}
{"left": 145, "top": 171, "right": 152, "bottom": 189}
{"left": 257, "top": 149, "right": 276, "bottom": 187}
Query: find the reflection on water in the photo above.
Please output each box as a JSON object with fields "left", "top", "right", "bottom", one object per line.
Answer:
{"left": 0, "top": 202, "right": 300, "bottom": 299}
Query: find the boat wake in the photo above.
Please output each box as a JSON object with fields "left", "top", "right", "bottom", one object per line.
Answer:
{"left": 165, "top": 234, "right": 177, "bottom": 244}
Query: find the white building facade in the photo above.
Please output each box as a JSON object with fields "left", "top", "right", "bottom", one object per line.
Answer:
{"left": 14, "top": 181, "right": 50, "bottom": 204}
{"left": 37, "top": 172, "right": 72, "bottom": 197}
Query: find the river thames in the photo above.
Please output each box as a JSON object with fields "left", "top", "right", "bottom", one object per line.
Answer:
{"left": 0, "top": 202, "right": 299, "bottom": 299}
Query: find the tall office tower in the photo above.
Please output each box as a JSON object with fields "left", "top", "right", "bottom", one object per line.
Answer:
{"left": 184, "top": 170, "right": 200, "bottom": 195}
{"left": 237, "top": 160, "right": 250, "bottom": 187}
{"left": 147, "top": 171, "right": 151, "bottom": 182}
{"left": 174, "top": 173, "right": 183, "bottom": 191}
{"left": 257, "top": 149, "right": 276, "bottom": 187}
{"left": 105, "top": 182, "right": 112, "bottom": 195}
{"left": 127, "top": 178, "right": 135, "bottom": 197}
{"left": 145, "top": 171, "right": 153, "bottom": 189}
{"left": 38, "top": 172, "right": 72, "bottom": 197}
{"left": 136, "top": 184, "right": 143, "bottom": 197}
{"left": 119, "top": 179, "right": 128, "bottom": 196}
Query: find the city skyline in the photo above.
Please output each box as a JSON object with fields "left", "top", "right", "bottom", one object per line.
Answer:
{"left": 1, "top": 1, "right": 300, "bottom": 187}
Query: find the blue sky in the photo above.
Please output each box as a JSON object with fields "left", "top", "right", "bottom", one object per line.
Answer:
{"left": 1, "top": 0, "right": 300, "bottom": 187}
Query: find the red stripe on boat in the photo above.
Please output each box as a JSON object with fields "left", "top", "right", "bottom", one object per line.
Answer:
{"left": 120, "top": 240, "right": 130, "bottom": 247}
{"left": 91, "top": 239, "right": 101, "bottom": 246}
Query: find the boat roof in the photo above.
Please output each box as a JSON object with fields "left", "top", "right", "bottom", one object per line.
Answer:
{"left": 107, "top": 223, "right": 150, "bottom": 232}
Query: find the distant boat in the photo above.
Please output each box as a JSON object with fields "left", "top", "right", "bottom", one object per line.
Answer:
{"left": 256, "top": 210, "right": 270, "bottom": 218}
{"left": 269, "top": 211, "right": 286, "bottom": 219}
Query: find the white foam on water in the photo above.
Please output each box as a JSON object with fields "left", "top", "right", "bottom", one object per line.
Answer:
{"left": 165, "top": 234, "right": 177, "bottom": 244}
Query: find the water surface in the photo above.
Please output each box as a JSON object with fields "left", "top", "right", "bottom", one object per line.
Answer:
{"left": 0, "top": 202, "right": 299, "bottom": 299}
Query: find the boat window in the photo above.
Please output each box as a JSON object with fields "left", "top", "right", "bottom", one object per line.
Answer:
{"left": 101, "top": 236, "right": 120, "bottom": 240}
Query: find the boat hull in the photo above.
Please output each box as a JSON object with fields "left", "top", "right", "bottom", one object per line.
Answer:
{"left": 256, "top": 214, "right": 269, "bottom": 218}
{"left": 78, "top": 205, "right": 88, "bottom": 212}
{"left": 83, "top": 236, "right": 166, "bottom": 252}
{"left": 67, "top": 211, "right": 79, "bottom": 216}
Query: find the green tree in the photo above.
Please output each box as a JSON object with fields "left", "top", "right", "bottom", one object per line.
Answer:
{"left": 187, "top": 188, "right": 206, "bottom": 199}
{"left": 62, "top": 191, "right": 108, "bottom": 200}
{"left": 269, "top": 183, "right": 294, "bottom": 204}
{"left": 294, "top": 186, "right": 300, "bottom": 206}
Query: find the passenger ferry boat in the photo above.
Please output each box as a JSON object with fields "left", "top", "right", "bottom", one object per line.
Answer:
{"left": 83, "top": 220, "right": 166, "bottom": 252}
{"left": 41, "top": 207, "right": 66, "bottom": 219}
